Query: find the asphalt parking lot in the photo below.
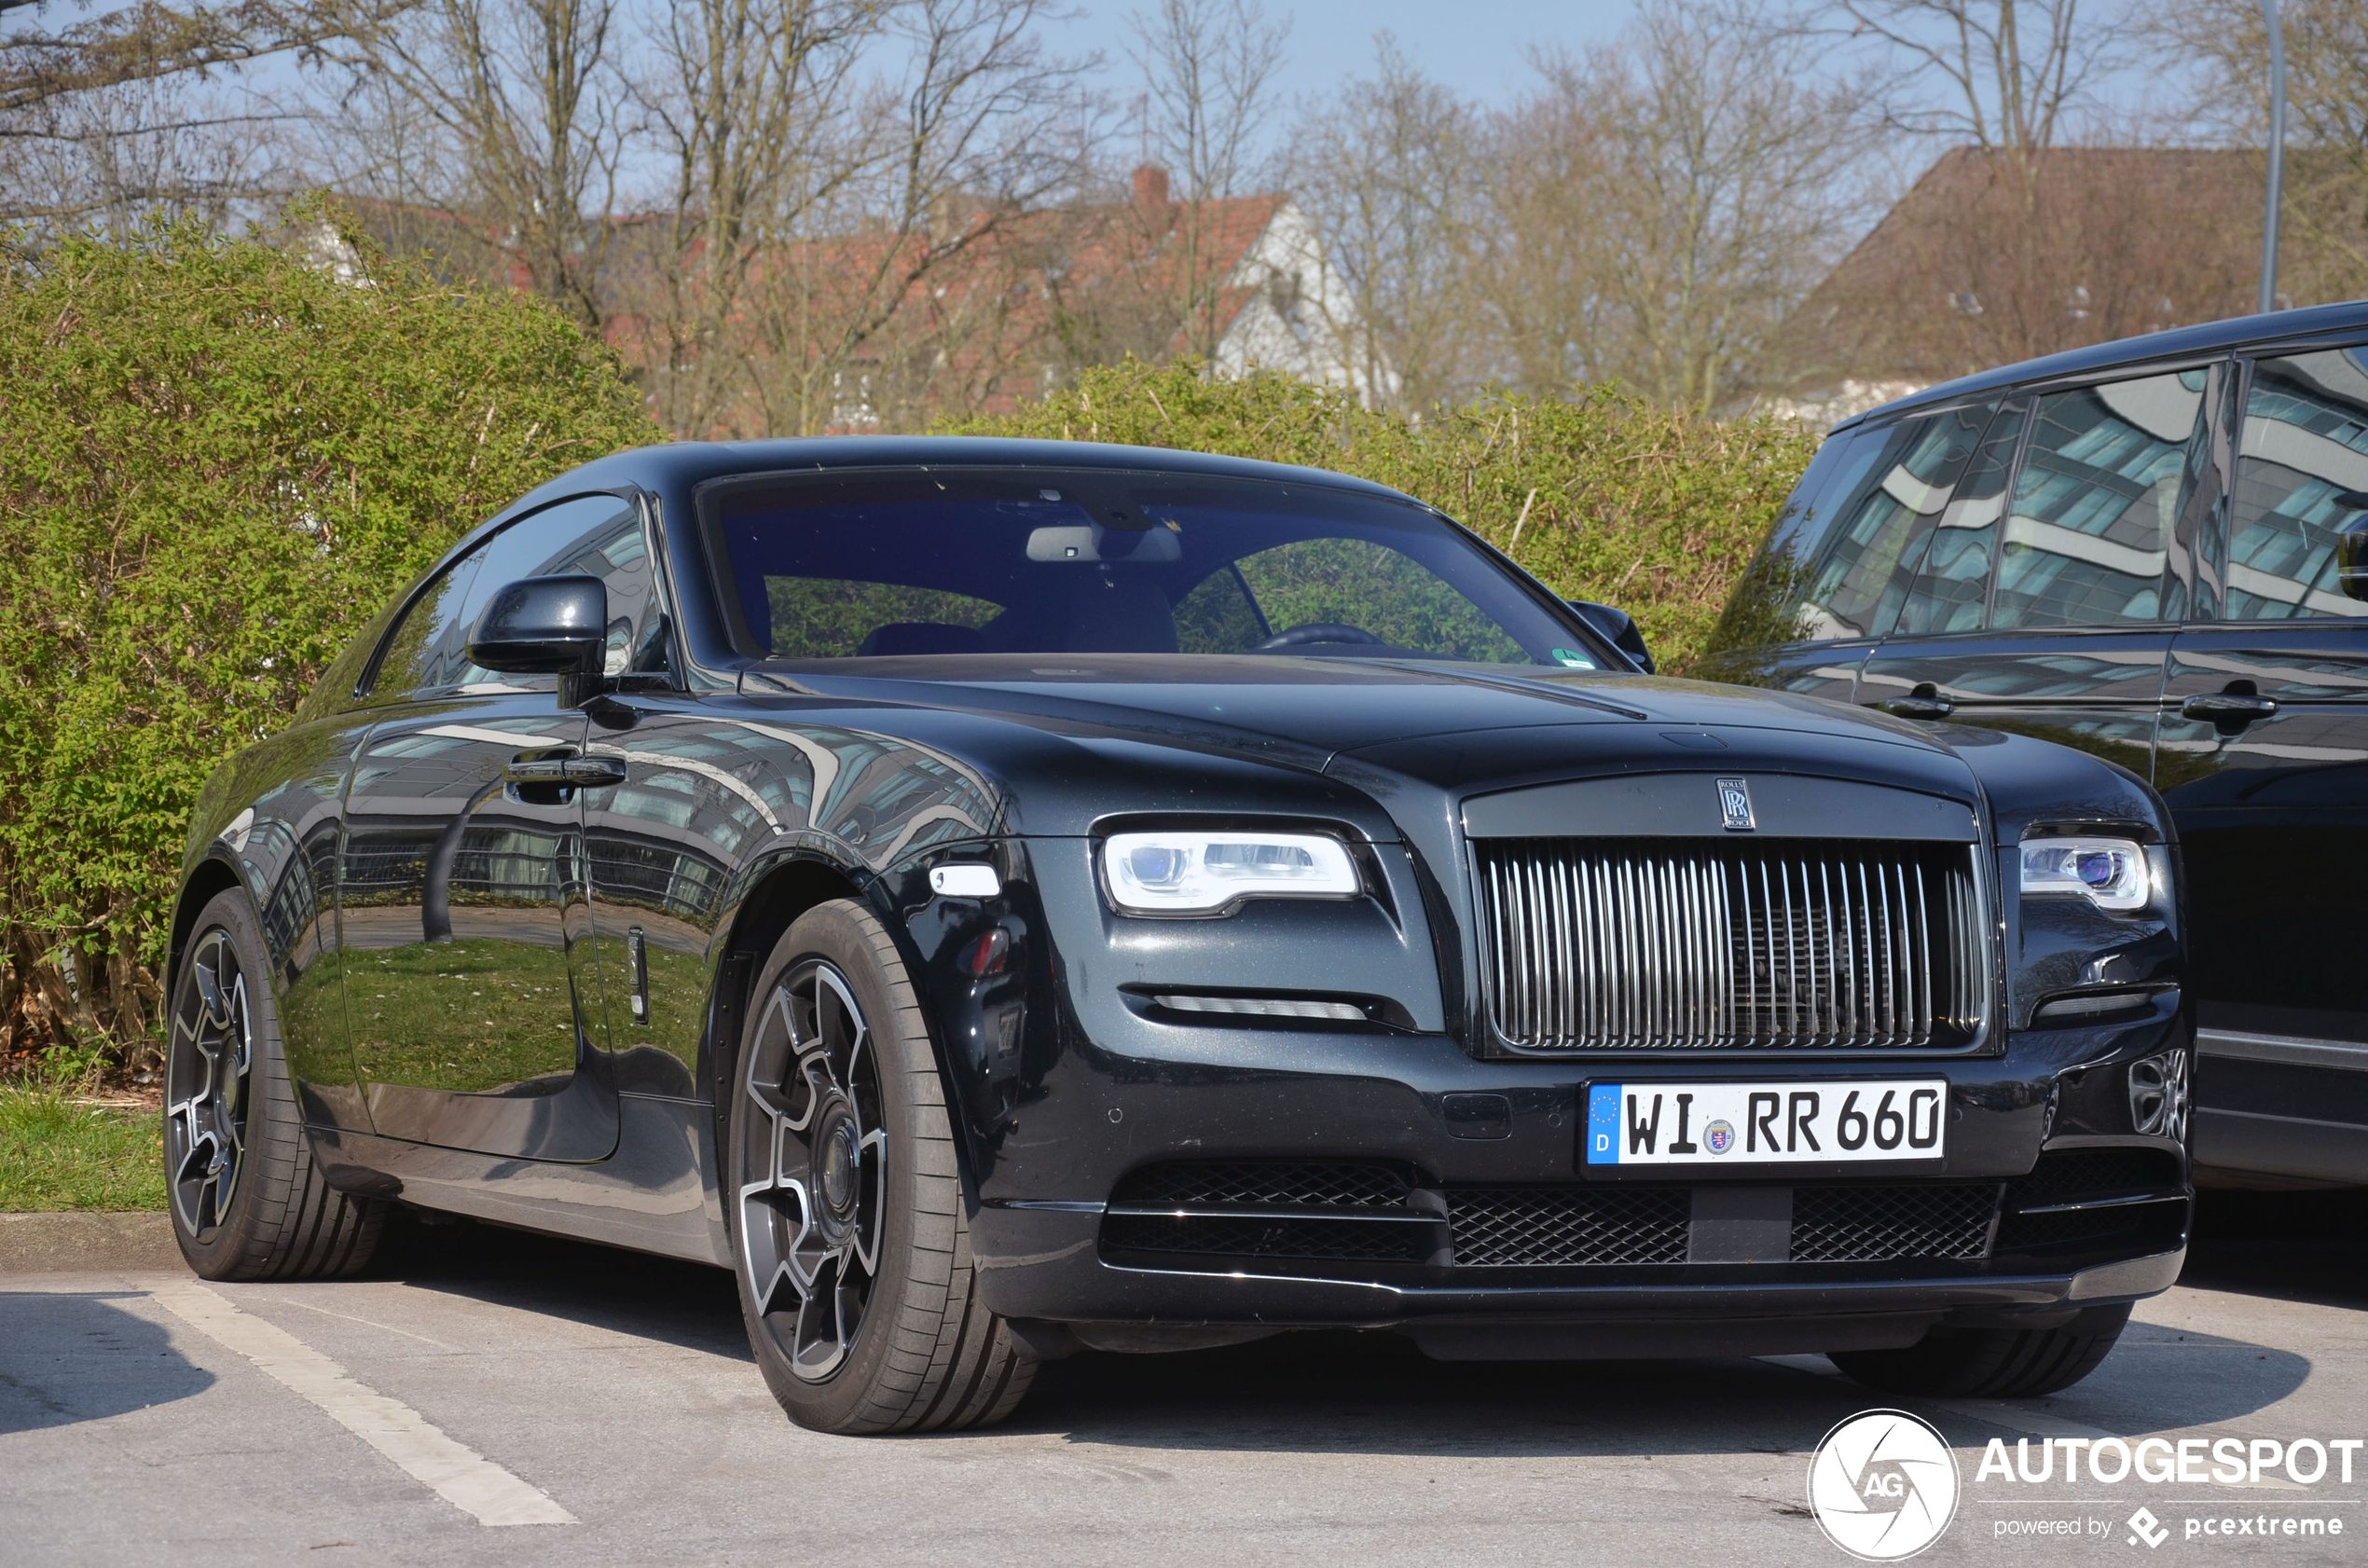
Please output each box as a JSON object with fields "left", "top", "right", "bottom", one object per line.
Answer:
{"left": 4, "top": 1195, "right": 2364, "bottom": 1568}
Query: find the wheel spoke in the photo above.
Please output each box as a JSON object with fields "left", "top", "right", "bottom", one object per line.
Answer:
{"left": 853, "top": 1128, "right": 887, "bottom": 1273}
{"left": 737, "top": 956, "right": 891, "bottom": 1386}
{"left": 166, "top": 927, "right": 253, "bottom": 1245}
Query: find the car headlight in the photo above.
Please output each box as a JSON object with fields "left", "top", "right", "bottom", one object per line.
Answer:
{"left": 1101, "top": 830, "right": 1359, "bottom": 915}
{"left": 2019, "top": 836, "right": 2151, "bottom": 912}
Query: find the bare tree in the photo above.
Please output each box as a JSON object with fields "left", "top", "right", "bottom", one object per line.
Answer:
{"left": 667, "top": 0, "right": 1092, "bottom": 436}
{"left": 0, "top": 0, "right": 406, "bottom": 227}
{"left": 1483, "top": 0, "right": 1868, "bottom": 408}
{"left": 339, "top": 0, "right": 631, "bottom": 327}
{"left": 2151, "top": 0, "right": 2368, "bottom": 302}
{"left": 1126, "top": 0, "right": 1287, "bottom": 358}
{"left": 1828, "top": 0, "right": 2123, "bottom": 172}
{"left": 1283, "top": 37, "right": 1484, "bottom": 412}
{"left": 625, "top": 0, "right": 878, "bottom": 434}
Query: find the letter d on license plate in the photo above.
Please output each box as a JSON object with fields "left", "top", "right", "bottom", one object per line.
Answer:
{"left": 1584, "top": 1080, "right": 1947, "bottom": 1166}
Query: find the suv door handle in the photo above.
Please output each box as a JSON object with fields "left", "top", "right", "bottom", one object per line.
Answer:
{"left": 1880, "top": 695, "right": 1955, "bottom": 719}
{"left": 2180, "top": 693, "right": 2278, "bottom": 723}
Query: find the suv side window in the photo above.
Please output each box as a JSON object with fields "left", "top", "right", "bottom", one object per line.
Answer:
{"left": 1727, "top": 404, "right": 1995, "bottom": 647}
{"left": 1992, "top": 370, "right": 2209, "bottom": 628}
{"left": 2223, "top": 348, "right": 2368, "bottom": 620}
{"left": 1893, "top": 399, "right": 2028, "bottom": 637}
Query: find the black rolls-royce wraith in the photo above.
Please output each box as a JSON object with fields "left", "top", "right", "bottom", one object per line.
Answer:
{"left": 166, "top": 437, "right": 2193, "bottom": 1433}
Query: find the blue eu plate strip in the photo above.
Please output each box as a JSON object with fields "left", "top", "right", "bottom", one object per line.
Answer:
{"left": 1586, "top": 1083, "right": 1621, "bottom": 1165}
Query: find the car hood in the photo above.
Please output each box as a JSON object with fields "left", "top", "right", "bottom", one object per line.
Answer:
{"left": 750, "top": 653, "right": 1967, "bottom": 779}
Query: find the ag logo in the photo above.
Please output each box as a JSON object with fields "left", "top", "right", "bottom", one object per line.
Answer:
{"left": 1807, "top": 1409, "right": 1959, "bottom": 1561}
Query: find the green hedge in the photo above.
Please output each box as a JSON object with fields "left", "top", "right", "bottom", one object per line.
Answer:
{"left": 0, "top": 271, "right": 1811, "bottom": 1072}
{"left": 0, "top": 202, "right": 663, "bottom": 1068}
{"left": 949, "top": 360, "right": 1817, "bottom": 675}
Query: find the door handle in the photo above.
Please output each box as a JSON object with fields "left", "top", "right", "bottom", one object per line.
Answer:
{"left": 1878, "top": 682, "right": 1955, "bottom": 720}
{"left": 503, "top": 757, "right": 572, "bottom": 786}
{"left": 560, "top": 757, "right": 628, "bottom": 786}
{"left": 503, "top": 755, "right": 626, "bottom": 788}
{"left": 2179, "top": 693, "right": 2278, "bottom": 724}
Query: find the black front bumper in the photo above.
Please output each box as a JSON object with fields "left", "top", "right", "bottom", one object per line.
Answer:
{"left": 957, "top": 987, "right": 2194, "bottom": 1351}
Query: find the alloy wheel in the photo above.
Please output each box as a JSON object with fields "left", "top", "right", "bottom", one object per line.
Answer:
{"left": 738, "top": 958, "right": 888, "bottom": 1382}
{"left": 167, "top": 927, "right": 254, "bottom": 1240}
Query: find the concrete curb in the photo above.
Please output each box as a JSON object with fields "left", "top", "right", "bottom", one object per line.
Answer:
{"left": 0, "top": 1211, "right": 184, "bottom": 1273}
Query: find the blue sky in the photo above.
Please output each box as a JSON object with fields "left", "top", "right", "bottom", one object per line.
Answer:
{"left": 1044, "top": 0, "right": 1642, "bottom": 120}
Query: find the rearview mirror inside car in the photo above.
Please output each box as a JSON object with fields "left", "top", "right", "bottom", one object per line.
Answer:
{"left": 1568, "top": 600, "right": 1656, "bottom": 674}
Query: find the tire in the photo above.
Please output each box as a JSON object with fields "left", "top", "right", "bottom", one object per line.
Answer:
{"left": 1829, "top": 1303, "right": 2132, "bottom": 1398}
{"left": 165, "top": 890, "right": 385, "bottom": 1280}
{"left": 726, "top": 900, "right": 1037, "bottom": 1434}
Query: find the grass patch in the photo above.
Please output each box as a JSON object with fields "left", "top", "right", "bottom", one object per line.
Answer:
{"left": 0, "top": 1088, "right": 166, "bottom": 1212}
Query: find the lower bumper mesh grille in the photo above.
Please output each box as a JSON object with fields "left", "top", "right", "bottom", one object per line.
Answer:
{"left": 1099, "top": 1212, "right": 1428, "bottom": 1262}
{"left": 1447, "top": 1188, "right": 1692, "bottom": 1266}
{"left": 1109, "top": 1161, "right": 1412, "bottom": 1210}
{"left": 1444, "top": 1183, "right": 2004, "bottom": 1266}
{"left": 1790, "top": 1184, "right": 1999, "bottom": 1261}
{"left": 1995, "top": 1148, "right": 2189, "bottom": 1257}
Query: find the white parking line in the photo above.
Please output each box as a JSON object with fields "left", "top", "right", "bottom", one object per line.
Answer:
{"left": 149, "top": 1279, "right": 575, "bottom": 1527}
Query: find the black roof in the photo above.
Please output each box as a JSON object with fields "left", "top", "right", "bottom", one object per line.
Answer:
{"left": 503, "top": 435, "right": 1418, "bottom": 526}
{"left": 1839, "top": 296, "right": 2368, "bottom": 430}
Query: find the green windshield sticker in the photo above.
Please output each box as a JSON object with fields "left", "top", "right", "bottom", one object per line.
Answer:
{"left": 1550, "top": 648, "right": 1598, "bottom": 668}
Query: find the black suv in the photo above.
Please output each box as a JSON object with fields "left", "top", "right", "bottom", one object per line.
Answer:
{"left": 1706, "top": 305, "right": 2368, "bottom": 1190}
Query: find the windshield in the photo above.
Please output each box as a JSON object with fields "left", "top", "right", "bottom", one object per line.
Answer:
{"left": 702, "top": 468, "right": 1605, "bottom": 668}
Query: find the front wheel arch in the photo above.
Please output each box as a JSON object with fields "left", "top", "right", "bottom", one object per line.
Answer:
{"left": 167, "top": 855, "right": 248, "bottom": 1009}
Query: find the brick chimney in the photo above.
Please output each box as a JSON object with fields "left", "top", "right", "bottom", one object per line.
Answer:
{"left": 1132, "top": 164, "right": 1171, "bottom": 230}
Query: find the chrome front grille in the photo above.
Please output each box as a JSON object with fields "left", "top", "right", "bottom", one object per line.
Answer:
{"left": 1473, "top": 838, "right": 1989, "bottom": 1052}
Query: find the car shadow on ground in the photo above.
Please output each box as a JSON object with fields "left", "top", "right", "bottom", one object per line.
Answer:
{"left": 362, "top": 1209, "right": 749, "bottom": 1360}
{"left": 0, "top": 1290, "right": 216, "bottom": 1435}
{"left": 349, "top": 1204, "right": 2330, "bottom": 1460}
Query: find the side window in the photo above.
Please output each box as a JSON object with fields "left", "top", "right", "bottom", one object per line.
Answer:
{"left": 1719, "top": 406, "right": 1994, "bottom": 649}
{"left": 1991, "top": 370, "right": 2207, "bottom": 628}
{"left": 537, "top": 498, "right": 673, "bottom": 678}
{"left": 1893, "top": 400, "right": 2029, "bottom": 637}
{"left": 296, "top": 594, "right": 407, "bottom": 722}
{"left": 360, "top": 551, "right": 487, "bottom": 702}
{"left": 2223, "top": 349, "right": 2368, "bottom": 620}
{"left": 364, "top": 494, "right": 660, "bottom": 701}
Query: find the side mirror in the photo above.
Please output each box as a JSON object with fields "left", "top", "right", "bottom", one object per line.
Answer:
{"left": 2337, "top": 514, "right": 2368, "bottom": 602}
{"left": 468, "top": 574, "right": 608, "bottom": 681}
{"left": 1569, "top": 600, "right": 1656, "bottom": 674}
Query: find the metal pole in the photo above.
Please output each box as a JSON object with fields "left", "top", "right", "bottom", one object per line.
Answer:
{"left": 2261, "top": 0, "right": 2287, "bottom": 315}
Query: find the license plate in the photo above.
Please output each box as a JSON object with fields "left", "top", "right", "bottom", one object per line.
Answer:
{"left": 1584, "top": 1080, "right": 1947, "bottom": 1167}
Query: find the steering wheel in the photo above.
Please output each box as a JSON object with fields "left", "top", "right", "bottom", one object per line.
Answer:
{"left": 1253, "top": 622, "right": 1385, "bottom": 652}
